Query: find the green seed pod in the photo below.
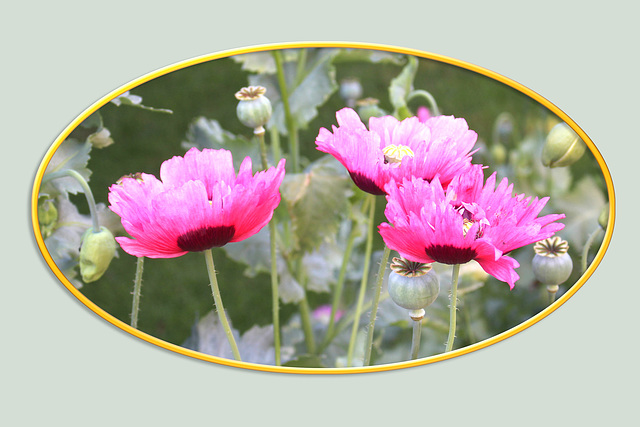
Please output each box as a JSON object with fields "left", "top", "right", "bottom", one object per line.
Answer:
{"left": 387, "top": 257, "right": 440, "bottom": 311}
{"left": 532, "top": 236, "right": 573, "bottom": 286}
{"left": 356, "top": 98, "right": 387, "bottom": 123}
{"left": 79, "top": 226, "right": 117, "bottom": 283}
{"left": 598, "top": 202, "right": 610, "bottom": 230}
{"left": 542, "top": 122, "right": 586, "bottom": 168}
{"left": 38, "top": 197, "right": 58, "bottom": 229}
{"left": 235, "top": 86, "right": 272, "bottom": 132}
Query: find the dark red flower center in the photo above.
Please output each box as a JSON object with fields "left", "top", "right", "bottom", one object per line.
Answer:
{"left": 177, "top": 225, "right": 236, "bottom": 252}
{"left": 349, "top": 171, "right": 386, "bottom": 195}
{"left": 425, "top": 245, "right": 477, "bottom": 265}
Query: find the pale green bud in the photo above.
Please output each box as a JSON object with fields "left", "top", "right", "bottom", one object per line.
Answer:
{"left": 79, "top": 227, "right": 117, "bottom": 283}
{"left": 38, "top": 197, "right": 58, "bottom": 239}
{"left": 88, "top": 128, "right": 114, "bottom": 148}
{"left": 542, "top": 123, "right": 586, "bottom": 168}
{"left": 235, "top": 86, "right": 272, "bottom": 132}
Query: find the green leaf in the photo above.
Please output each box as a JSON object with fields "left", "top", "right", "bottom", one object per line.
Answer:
{"left": 333, "top": 49, "right": 405, "bottom": 65}
{"left": 182, "top": 311, "right": 298, "bottom": 365}
{"left": 41, "top": 139, "right": 92, "bottom": 197}
{"left": 282, "top": 354, "right": 326, "bottom": 368}
{"left": 248, "top": 49, "right": 341, "bottom": 134}
{"left": 552, "top": 176, "right": 606, "bottom": 248}
{"left": 111, "top": 91, "right": 173, "bottom": 114}
{"left": 231, "top": 49, "right": 299, "bottom": 74}
{"left": 222, "top": 227, "right": 305, "bottom": 304}
{"left": 281, "top": 155, "right": 352, "bottom": 253}
{"left": 389, "top": 55, "right": 418, "bottom": 118}
{"left": 181, "top": 117, "right": 262, "bottom": 171}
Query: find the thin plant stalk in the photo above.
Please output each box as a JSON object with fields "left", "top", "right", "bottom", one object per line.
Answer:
{"left": 269, "top": 126, "right": 282, "bottom": 162}
{"left": 362, "top": 244, "right": 391, "bottom": 366}
{"left": 299, "top": 294, "right": 316, "bottom": 354}
{"left": 581, "top": 227, "right": 603, "bottom": 274}
{"left": 324, "top": 197, "right": 370, "bottom": 347}
{"left": 273, "top": 50, "right": 300, "bottom": 173}
{"left": 43, "top": 169, "right": 100, "bottom": 231}
{"left": 410, "top": 319, "right": 422, "bottom": 360}
{"left": 130, "top": 256, "right": 144, "bottom": 328}
{"left": 407, "top": 89, "right": 441, "bottom": 116}
{"left": 204, "top": 249, "right": 241, "bottom": 361}
{"left": 445, "top": 264, "right": 462, "bottom": 352}
{"left": 347, "top": 194, "right": 376, "bottom": 366}
{"left": 256, "top": 130, "right": 282, "bottom": 365}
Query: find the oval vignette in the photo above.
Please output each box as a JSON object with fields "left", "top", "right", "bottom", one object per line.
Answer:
{"left": 31, "top": 42, "right": 615, "bottom": 374}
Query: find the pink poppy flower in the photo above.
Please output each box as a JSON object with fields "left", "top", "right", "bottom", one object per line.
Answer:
{"left": 108, "top": 148, "right": 286, "bottom": 259}
{"left": 378, "top": 165, "right": 565, "bottom": 288}
{"left": 315, "top": 108, "right": 477, "bottom": 195}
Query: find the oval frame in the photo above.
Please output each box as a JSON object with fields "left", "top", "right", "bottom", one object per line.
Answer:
{"left": 31, "top": 41, "right": 616, "bottom": 374}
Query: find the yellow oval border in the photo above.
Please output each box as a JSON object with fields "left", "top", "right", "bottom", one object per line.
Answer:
{"left": 31, "top": 41, "right": 616, "bottom": 374}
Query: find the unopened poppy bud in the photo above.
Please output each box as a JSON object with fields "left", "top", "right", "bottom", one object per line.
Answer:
{"left": 542, "top": 122, "right": 586, "bottom": 168}
{"left": 339, "top": 78, "right": 363, "bottom": 107}
{"left": 356, "top": 98, "right": 386, "bottom": 123}
{"left": 38, "top": 197, "right": 58, "bottom": 238}
{"left": 532, "top": 236, "right": 573, "bottom": 286}
{"left": 88, "top": 128, "right": 114, "bottom": 148}
{"left": 387, "top": 257, "right": 440, "bottom": 311}
{"left": 235, "top": 86, "right": 272, "bottom": 133}
{"left": 598, "top": 203, "right": 609, "bottom": 230}
{"left": 79, "top": 226, "right": 117, "bottom": 283}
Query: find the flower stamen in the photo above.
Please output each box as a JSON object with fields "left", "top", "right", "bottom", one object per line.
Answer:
{"left": 382, "top": 144, "right": 414, "bottom": 167}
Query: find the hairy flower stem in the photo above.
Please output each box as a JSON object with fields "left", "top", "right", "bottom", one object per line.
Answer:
{"left": 407, "top": 89, "right": 441, "bottom": 116}
{"left": 256, "top": 130, "right": 282, "bottom": 365}
{"left": 130, "top": 256, "right": 144, "bottom": 328}
{"left": 363, "top": 244, "right": 391, "bottom": 366}
{"left": 347, "top": 194, "right": 376, "bottom": 366}
{"left": 204, "top": 249, "right": 241, "bottom": 361}
{"left": 410, "top": 319, "right": 422, "bottom": 360}
{"left": 445, "top": 264, "right": 461, "bottom": 353}
{"left": 323, "top": 198, "right": 369, "bottom": 348}
{"left": 42, "top": 169, "right": 100, "bottom": 232}
{"left": 273, "top": 50, "right": 300, "bottom": 173}
{"left": 581, "top": 227, "right": 603, "bottom": 274}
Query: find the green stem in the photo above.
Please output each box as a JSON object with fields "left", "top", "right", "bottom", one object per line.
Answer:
{"left": 407, "top": 89, "right": 441, "bottom": 116}
{"left": 445, "top": 264, "right": 461, "bottom": 353}
{"left": 581, "top": 227, "right": 603, "bottom": 274}
{"left": 363, "top": 244, "right": 391, "bottom": 366}
{"left": 547, "top": 285, "right": 558, "bottom": 305}
{"left": 269, "top": 125, "right": 282, "bottom": 162}
{"left": 43, "top": 169, "right": 100, "bottom": 231}
{"left": 273, "top": 50, "right": 300, "bottom": 173}
{"left": 299, "top": 294, "right": 316, "bottom": 354}
{"left": 347, "top": 194, "right": 376, "bottom": 366}
{"left": 323, "top": 198, "right": 369, "bottom": 347}
{"left": 294, "top": 48, "right": 307, "bottom": 87}
{"left": 256, "top": 130, "right": 281, "bottom": 366}
{"left": 204, "top": 249, "right": 241, "bottom": 361}
{"left": 130, "top": 256, "right": 144, "bottom": 328}
{"left": 410, "top": 319, "right": 422, "bottom": 360}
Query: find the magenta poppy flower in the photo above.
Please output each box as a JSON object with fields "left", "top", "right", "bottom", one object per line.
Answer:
{"left": 378, "top": 165, "right": 565, "bottom": 288}
{"left": 315, "top": 108, "right": 477, "bottom": 195}
{"left": 108, "top": 148, "right": 286, "bottom": 259}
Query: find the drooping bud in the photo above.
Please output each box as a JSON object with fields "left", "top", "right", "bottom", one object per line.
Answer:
{"left": 79, "top": 226, "right": 117, "bottom": 283}
{"left": 598, "top": 202, "right": 610, "bottom": 230}
{"left": 339, "top": 78, "right": 363, "bottom": 108}
{"left": 387, "top": 257, "right": 440, "bottom": 312}
{"left": 235, "top": 86, "right": 272, "bottom": 134}
{"left": 542, "top": 122, "right": 586, "bottom": 168}
{"left": 356, "top": 98, "right": 387, "bottom": 123}
{"left": 38, "top": 197, "right": 58, "bottom": 238}
{"left": 88, "top": 128, "right": 114, "bottom": 148}
{"left": 532, "top": 236, "right": 573, "bottom": 286}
